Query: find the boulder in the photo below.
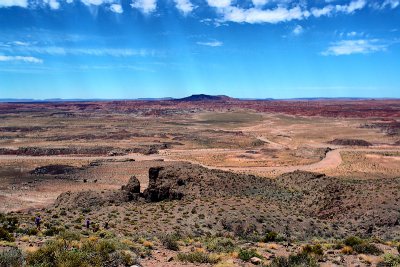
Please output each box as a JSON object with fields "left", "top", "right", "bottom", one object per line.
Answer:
{"left": 121, "top": 176, "right": 141, "bottom": 201}
{"left": 143, "top": 167, "right": 184, "bottom": 202}
{"left": 250, "top": 257, "right": 262, "bottom": 265}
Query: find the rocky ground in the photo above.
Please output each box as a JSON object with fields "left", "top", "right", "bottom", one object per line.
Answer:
{"left": 1, "top": 163, "right": 399, "bottom": 266}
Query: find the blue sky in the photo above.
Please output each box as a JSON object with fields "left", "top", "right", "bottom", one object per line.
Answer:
{"left": 0, "top": 0, "right": 399, "bottom": 99}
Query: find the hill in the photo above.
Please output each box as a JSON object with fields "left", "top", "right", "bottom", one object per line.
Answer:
{"left": 175, "top": 94, "right": 235, "bottom": 102}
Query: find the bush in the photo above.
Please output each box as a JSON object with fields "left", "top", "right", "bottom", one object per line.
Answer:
{"left": 0, "top": 228, "right": 15, "bottom": 242}
{"left": 0, "top": 248, "right": 24, "bottom": 267}
{"left": 264, "top": 231, "right": 278, "bottom": 242}
{"left": 25, "top": 227, "right": 39, "bottom": 236}
{"left": 177, "top": 251, "right": 220, "bottom": 264}
{"left": 353, "top": 243, "right": 383, "bottom": 255}
{"left": 160, "top": 233, "right": 180, "bottom": 251}
{"left": 302, "top": 244, "right": 324, "bottom": 256}
{"left": 26, "top": 236, "right": 136, "bottom": 267}
{"left": 206, "top": 237, "right": 236, "bottom": 253}
{"left": 344, "top": 236, "right": 363, "bottom": 247}
{"left": 268, "top": 252, "right": 318, "bottom": 267}
{"left": 343, "top": 236, "right": 383, "bottom": 255}
{"left": 341, "top": 246, "right": 353, "bottom": 254}
{"left": 238, "top": 248, "right": 262, "bottom": 262}
{"left": 379, "top": 254, "right": 400, "bottom": 267}
{"left": 0, "top": 214, "right": 19, "bottom": 233}
{"left": 44, "top": 226, "right": 61, "bottom": 236}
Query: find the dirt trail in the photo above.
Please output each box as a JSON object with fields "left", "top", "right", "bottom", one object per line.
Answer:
{"left": 0, "top": 147, "right": 398, "bottom": 175}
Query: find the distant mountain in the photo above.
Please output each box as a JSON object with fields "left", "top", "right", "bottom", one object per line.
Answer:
{"left": 175, "top": 94, "right": 235, "bottom": 102}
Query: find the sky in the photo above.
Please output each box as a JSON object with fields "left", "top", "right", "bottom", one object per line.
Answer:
{"left": 0, "top": 0, "right": 399, "bottom": 99}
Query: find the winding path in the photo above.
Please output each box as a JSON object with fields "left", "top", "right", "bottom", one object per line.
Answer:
{"left": 0, "top": 147, "right": 398, "bottom": 174}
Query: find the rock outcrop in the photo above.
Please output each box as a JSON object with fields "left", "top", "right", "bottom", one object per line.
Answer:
{"left": 328, "top": 139, "right": 372, "bottom": 146}
{"left": 121, "top": 176, "right": 141, "bottom": 201}
{"left": 142, "top": 167, "right": 184, "bottom": 202}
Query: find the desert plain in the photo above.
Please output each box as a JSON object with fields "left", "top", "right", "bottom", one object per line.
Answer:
{"left": 0, "top": 96, "right": 399, "bottom": 266}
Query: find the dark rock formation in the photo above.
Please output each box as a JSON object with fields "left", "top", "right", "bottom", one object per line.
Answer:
{"left": 143, "top": 167, "right": 184, "bottom": 202}
{"left": 30, "top": 165, "right": 77, "bottom": 175}
{"left": 328, "top": 139, "right": 372, "bottom": 146}
{"left": 121, "top": 176, "right": 141, "bottom": 201}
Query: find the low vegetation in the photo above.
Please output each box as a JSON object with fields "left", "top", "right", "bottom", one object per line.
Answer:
{"left": 177, "top": 251, "right": 220, "bottom": 264}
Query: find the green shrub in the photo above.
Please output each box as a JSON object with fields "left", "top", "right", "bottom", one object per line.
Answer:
{"left": 160, "top": 233, "right": 180, "bottom": 251}
{"left": 26, "top": 236, "right": 136, "bottom": 267}
{"left": 206, "top": 237, "right": 236, "bottom": 253}
{"left": 344, "top": 236, "right": 363, "bottom": 247}
{"left": 44, "top": 226, "right": 61, "bottom": 236}
{"left": 264, "top": 231, "right": 278, "bottom": 242}
{"left": 268, "top": 252, "right": 318, "bottom": 267}
{"left": 343, "top": 236, "right": 383, "bottom": 255}
{"left": 238, "top": 248, "right": 262, "bottom": 262}
{"left": 59, "top": 230, "right": 81, "bottom": 242}
{"left": 0, "top": 214, "right": 19, "bottom": 233}
{"left": 380, "top": 254, "right": 400, "bottom": 267}
{"left": 25, "top": 227, "right": 39, "bottom": 236}
{"left": 0, "top": 228, "right": 15, "bottom": 242}
{"left": 177, "top": 251, "right": 219, "bottom": 264}
{"left": 27, "top": 239, "right": 64, "bottom": 266}
{"left": 302, "top": 244, "right": 324, "bottom": 256}
{"left": 353, "top": 243, "right": 383, "bottom": 255}
{"left": 0, "top": 248, "right": 24, "bottom": 267}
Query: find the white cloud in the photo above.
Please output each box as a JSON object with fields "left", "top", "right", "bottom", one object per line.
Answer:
{"left": 220, "top": 6, "right": 306, "bottom": 24}
{"left": 13, "top": 41, "right": 30, "bottom": 46}
{"left": 110, "top": 3, "right": 122, "bottom": 13}
{"left": 197, "top": 40, "right": 223, "bottom": 47}
{"left": 81, "top": 0, "right": 106, "bottom": 5}
{"left": 322, "top": 39, "right": 388, "bottom": 56}
{"left": 174, "top": 0, "right": 194, "bottom": 15}
{"left": 252, "top": 0, "right": 268, "bottom": 7}
{"left": 0, "top": 0, "right": 28, "bottom": 7}
{"left": 292, "top": 24, "right": 303, "bottom": 35}
{"left": 44, "top": 0, "right": 59, "bottom": 9}
{"left": 311, "top": 5, "right": 334, "bottom": 17}
{"left": 0, "top": 55, "right": 43, "bottom": 63}
{"left": 374, "top": 0, "right": 400, "bottom": 9}
{"left": 311, "top": 0, "right": 366, "bottom": 18}
{"left": 3, "top": 46, "right": 156, "bottom": 57}
{"left": 131, "top": 0, "right": 156, "bottom": 13}
{"left": 206, "top": 0, "right": 231, "bottom": 8}
{"left": 335, "top": 0, "right": 366, "bottom": 14}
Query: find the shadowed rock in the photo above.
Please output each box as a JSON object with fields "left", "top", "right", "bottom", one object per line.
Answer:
{"left": 121, "top": 176, "right": 140, "bottom": 201}
{"left": 328, "top": 139, "right": 372, "bottom": 146}
{"left": 143, "top": 167, "right": 184, "bottom": 202}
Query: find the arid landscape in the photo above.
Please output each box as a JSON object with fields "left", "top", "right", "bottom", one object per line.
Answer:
{"left": 0, "top": 96, "right": 399, "bottom": 266}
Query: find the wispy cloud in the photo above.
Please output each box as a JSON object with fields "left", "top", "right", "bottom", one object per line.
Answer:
{"left": 206, "top": 0, "right": 231, "bottom": 8}
{"left": 110, "top": 3, "right": 122, "bottom": 13}
{"left": 0, "top": 0, "right": 398, "bottom": 24}
{"left": 80, "top": 0, "right": 112, "bottom": 6}
{"left": 216, "top": 6, "right": 306, "bottom": 24}
{"left": 1, "top": 46, "right": 156, "bottom": 57}
{"left": 0, "top": 55, "right": 43, "bottom": 63}
{"left": 174, "top": 0, "right": 194, "bottom": 15}
{"left": 43, "top": 0, "right": 59, "bottom": 9}
{"left": 371, "top": 0, "right": 399, "bottom": 9}
{"left": 131, "top": 0, "right": 156, "bottom": 14}
{"left": 197, "top": 40, "right": 223, "bottom": 47}
{"left": 292, "top": 24, "right": 303, "bottom": 35}
{"left": 0, "top": 0, "right": 28, "bottom": 7}
{"left": 322, "top": 39, "right": 388, "bottom": 56}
